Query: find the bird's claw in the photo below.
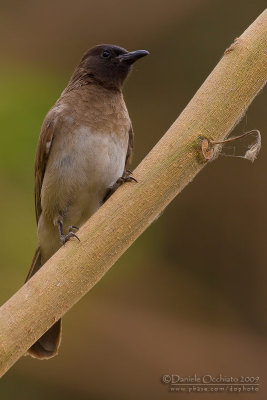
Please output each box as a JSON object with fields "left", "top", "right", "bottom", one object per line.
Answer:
{"left": 60, "top": 231, "right": 80, "bottom": 245}
{"left": 117, "top": 175, "right": 137, "bottom": 184}
{"left": 103, "top": 170, "right": 137, "bottom": 203}
{"left": 68, "top": 225, "right": 79, "bottom": 233}
{"left": 119, "top": 170, "right": 138, "bottom": 184}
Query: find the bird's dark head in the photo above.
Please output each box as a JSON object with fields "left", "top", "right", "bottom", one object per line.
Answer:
{"left": 70, "top": 44, "right": 149, "bottom": 91}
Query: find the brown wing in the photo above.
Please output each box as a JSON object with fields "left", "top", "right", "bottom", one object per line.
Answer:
{"left": 34, "top": 109, "right": 58, "bottom": 223}
{"left": 125, "top": 123, "right": 134, "bottom": 166}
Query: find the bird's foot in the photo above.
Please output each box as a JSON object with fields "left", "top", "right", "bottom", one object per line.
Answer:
{"left": 103, "top": 170, "right": 137, "bottom": 202}
{"left": 116, "top": 170, "right": 137, "bottom": 185}
{"left": 60, "top": 231, "right": 80, "bottom": 245}
{"left": 57, "top": 220, "right": 80, "bottom": 245}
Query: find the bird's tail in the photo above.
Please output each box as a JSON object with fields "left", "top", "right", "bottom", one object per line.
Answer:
{"left": 25, "top": 246, "right": 62, "bottom": 359}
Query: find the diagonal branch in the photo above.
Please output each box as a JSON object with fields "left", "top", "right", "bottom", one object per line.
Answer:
{"left": 0, "top": 9, "right": 266, "bottom": 377}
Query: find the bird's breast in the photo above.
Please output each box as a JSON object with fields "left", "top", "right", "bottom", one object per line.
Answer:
{"left": 41, "top": 124, "right": 129, "bottom": 226}
{"left": 68, "top": 125, "right": 128, "bottom": 189}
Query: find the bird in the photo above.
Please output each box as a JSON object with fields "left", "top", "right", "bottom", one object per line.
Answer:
{"left": 25, "top": 44, "right": 149, "bottom": 359}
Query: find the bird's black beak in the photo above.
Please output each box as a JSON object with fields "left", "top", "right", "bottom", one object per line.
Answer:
{"left": 117, "top": 50, "right": 149, "bottom": 64}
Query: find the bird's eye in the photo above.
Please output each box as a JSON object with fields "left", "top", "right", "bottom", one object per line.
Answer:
{"left": 102, "top": 50, "right": 111, "bottom": 58}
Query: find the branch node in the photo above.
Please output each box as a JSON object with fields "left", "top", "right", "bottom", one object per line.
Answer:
{"left": 198, "top": 135, "right": 221, "bottom": 161}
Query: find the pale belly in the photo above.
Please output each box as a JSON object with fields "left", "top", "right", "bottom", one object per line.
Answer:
{"left": 38, "top": 126, "right": 128, "bottom": 261}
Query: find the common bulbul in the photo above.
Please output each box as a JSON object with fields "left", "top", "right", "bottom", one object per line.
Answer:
{"left": 25, "top": 44, "right": 149, "bottom": 359}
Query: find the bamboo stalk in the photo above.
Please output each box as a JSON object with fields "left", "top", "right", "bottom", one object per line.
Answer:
{"left": 0, "top": 9, "right": 266, "bottom": 377}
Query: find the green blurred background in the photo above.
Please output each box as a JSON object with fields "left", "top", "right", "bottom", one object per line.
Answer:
{"left": 0, "top": 1, "right": 266, "bottom": 399}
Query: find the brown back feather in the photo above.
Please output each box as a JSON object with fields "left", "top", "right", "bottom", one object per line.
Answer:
{"left": 34, "top": 110, "right": 58, "bottom": 223}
